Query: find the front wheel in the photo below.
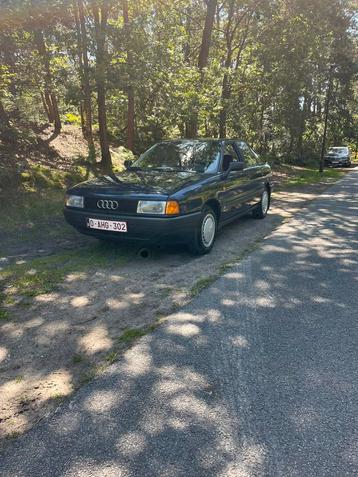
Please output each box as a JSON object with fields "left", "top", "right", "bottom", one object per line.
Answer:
{"left": 253, "top": 189, "right": 270, "bottom": 219}
{"left": 189, "top": 206, "right": 217, "bottom": 255}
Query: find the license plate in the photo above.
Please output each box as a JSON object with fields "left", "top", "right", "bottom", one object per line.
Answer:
{"left": 87, "top": 218, "right": 127, "bottom": 232}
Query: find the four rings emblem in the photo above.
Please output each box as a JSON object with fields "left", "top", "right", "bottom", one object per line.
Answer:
{"left": 97, "top": 199, "right": 119, "bottom": 210}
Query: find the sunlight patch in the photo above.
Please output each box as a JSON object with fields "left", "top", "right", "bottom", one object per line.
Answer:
{"left": 166, "top": 323, "right": 200, "bottom": 337}
{"left": 71, "top": 296, "right": 90, "bottom": 307}
{"left": 79, "top": 325, "right": 112, "bottom": 354}
{"left": 116, "top": 431, "right": 147, "bottom": 456}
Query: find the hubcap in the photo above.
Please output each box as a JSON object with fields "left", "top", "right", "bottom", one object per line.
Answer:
{"left": 261, "top": 190, "right": 269, "bottom": 215}
{"left": 201, "top": 213, "right": 216, "bottom": 248}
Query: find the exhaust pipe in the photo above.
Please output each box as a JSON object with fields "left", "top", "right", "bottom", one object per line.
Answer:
{"left": 137, "top": 247, "right": 151, "bottom": 259}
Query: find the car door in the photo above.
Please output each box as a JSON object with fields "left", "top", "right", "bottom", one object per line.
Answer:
{"left": 218, "top": 141, "right": 251, "bottom": 221}
{"left": 235, "top": 141, "right": 264, "bottom": 207}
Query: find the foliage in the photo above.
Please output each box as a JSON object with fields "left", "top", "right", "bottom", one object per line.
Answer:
{"left": 0, "top": 0, "right": 356, "bottom": 164}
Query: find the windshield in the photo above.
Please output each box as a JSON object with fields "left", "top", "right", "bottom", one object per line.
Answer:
{"left": 133, "top": 141, "right": 221, "bottom": 173}
{"left": 327, "top": 147, "right": 348, "bottom": 155}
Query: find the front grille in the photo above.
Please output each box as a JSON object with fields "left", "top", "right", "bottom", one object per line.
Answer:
{"left": 85, "top": 197, "right": 138, "bottom": 215}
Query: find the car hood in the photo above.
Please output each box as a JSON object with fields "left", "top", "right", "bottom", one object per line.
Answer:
{"left": 70, "top": 170, "right": 205, "bottom": 196}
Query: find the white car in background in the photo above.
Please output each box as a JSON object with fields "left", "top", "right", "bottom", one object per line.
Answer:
{"left": 324, "top": 147, "right": 351, "bottom": 167}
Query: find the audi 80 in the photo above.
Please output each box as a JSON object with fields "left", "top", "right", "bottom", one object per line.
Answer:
{"left": 64, "top": 139, "right": 272, "bottom": 254}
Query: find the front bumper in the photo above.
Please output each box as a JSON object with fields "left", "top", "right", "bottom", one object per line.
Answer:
{"left": 64, "top": 208, "right": 201, "bottom": 244}
{"left": 324, "top": 158, "right": 350, "bottom": 166}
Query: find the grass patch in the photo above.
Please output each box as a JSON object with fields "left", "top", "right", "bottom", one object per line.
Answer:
{"left": 190, "top": 276, "right": 217, "bottom": 297}
{"left": 80, "top": 370, "right": 96, "bottom": 385}
{"left": 0, "top": 243, "right": 130, "bottom": 314}
{"left": 105, "top": 351, "right": 118, "bottom": 364}
{"left": 50, "top": 392, "right": 66, "bottom": 402}
{"left": 282, "top": 166, "right": 343, "bottom": 188}
{"left": 20, "top": 164, "right": 86, "bottom": 192}
{"left": 72, "top": 354, "right": 84, "bottom": 364}
{"left": 0, "top": 189, "right": 65, "bottom": 233}
{"left": 0, "top": 308, "right": 9, "bottom": 320}
{"left": 118, "top": 324, "right": 158, "bottom": 345}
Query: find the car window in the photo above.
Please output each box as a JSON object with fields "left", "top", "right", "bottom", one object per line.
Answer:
{"left": 134, "top": 141, "right": 221, "bottom": 174}
{"left": 222, "top": 142, "right": 240, "bottom": 172}
{"left": 328, "top": 147, "right": 348, "bottom": 155}
{"left": 236, "top": 141, "right": 260, "bottom": 166}
{"left": 223, "top": 143, "right": 239, "bottom": 160}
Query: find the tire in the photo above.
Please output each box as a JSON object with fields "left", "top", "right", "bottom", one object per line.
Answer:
{"left": 189, "top": 206, "right": 217, "bottom": 255}
{"left": 253, "top": 188, "right": 270, "bottom": 219}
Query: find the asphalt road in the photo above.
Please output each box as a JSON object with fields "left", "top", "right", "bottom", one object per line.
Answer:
{"left": 1, "top": 169, "right": 357, "bottom": 477}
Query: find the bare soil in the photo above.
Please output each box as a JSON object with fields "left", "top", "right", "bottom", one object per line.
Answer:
{"left": 0, "top": 178, "right": 348, "bottom": 443}
{"left": 1, "top": 124, "right": 90, "bottom": 172}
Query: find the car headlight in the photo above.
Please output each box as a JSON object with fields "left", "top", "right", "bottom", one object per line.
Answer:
{"left": 66, "top": 194, "right": 84, "bottom": 208}
{"left": 137, "top": 200, "right": 180, "bottom": 215}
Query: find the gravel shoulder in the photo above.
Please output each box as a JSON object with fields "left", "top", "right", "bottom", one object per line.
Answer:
{"left": 0, "top": 171, "right": 354, "bottom": 442}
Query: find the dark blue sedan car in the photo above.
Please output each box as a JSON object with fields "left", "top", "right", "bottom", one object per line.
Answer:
{"left": 64, "top": 139, "right": 272, "bottom": 254}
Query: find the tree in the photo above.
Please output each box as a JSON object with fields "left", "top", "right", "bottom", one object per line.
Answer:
{"left": 122, "top": 0, "right": 135, "bottom": 151}
{"left": 33, "top": 29, "right": 62, "bottom": 133}
{"left": 91, "top": 0, "right": 112, "bottom": 170}
{"left": 74, "top": 0, "right": 94, "bottom": 149}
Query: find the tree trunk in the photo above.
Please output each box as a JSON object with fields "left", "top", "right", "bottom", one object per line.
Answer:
{"left": 34, "top": 29, "right": 61, "bottom": 133}
{"left": 220, "top": 4, "right": 251, "bottom": 138}
{"left": 40, "top": 91, "right": 51, "bottom": 123}
{"left": 50, "top": 92, "right": 61, "bottom": 133}
{"left": 0, "top": 100, "right": 10, "bottom": 128}
{"left": 92, "top": 2, "right": 112, "bottom": 170}
{"left": 123, "top": 0, "right": 135, "bottom": 152}
{"left": 319, "top": 68, "right": 333, "bottom": 173}
{"left": 198, "top": 0, "right": 217, "bottom": 70}
{"left": 186, "top": 0, "right": 217, "bottom": 138}
{"left": 44, "top": 90, "right": 54, "bottom": 122}
{"left": 1, "top": 34, "right": 17, "bottom": 97}
{"left": 219, "top": 68, "right": 231, "bottom": 138}
{"left": 76, "top": 0, "right": 94, "bottom": 148}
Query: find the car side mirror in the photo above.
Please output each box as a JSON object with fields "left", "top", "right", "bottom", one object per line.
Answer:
{"left": 229, "top": 161, "right": 244, "bottom": 172}
{"left": 124, "top": 159, "right": 133, "bottom": 169}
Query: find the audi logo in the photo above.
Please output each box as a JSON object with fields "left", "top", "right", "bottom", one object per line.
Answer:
{"left": 97, "top": 199, "right": 119, "bottom": 210}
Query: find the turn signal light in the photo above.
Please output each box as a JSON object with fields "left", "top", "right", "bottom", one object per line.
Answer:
{"left": 165, "top": 200, "right": 180, "bottom": 215}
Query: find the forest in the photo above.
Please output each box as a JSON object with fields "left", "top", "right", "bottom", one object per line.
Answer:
{"left": 0, "top": 0, "right": 357, "bottom": 172}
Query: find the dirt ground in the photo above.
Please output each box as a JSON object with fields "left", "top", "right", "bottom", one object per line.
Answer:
{"left": 0, "top": 176, "right": 352, "bottom": 443}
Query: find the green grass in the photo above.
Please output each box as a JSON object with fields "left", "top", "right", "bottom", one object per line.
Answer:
{"left": 105, "top": 351, "right": 118, "bottom": 364}
{"left": 50, "top": 392, "right": 66, "bottom": 402}
{"left": 190, "top": 276, "right": 217, "bottom": 297}
{"left": 118, "top": 325, "right": 158, "bottom": 344}
{"left": 0, "top": 190, "right": 65, "bottom": 232}
{"left": 0, "top": 308, "right": 9, "bottom": 320}
{"left": 284, "top": 167, "right": 343, "bottom": 187}
{"left": 0, "top": 243, "right": 130, "bottom": 317}
{"left": 0, "top": 162, "right": 88, "bottom": 233}
{"left": 72, "top": 354, "right": 84, "bottom": 364}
